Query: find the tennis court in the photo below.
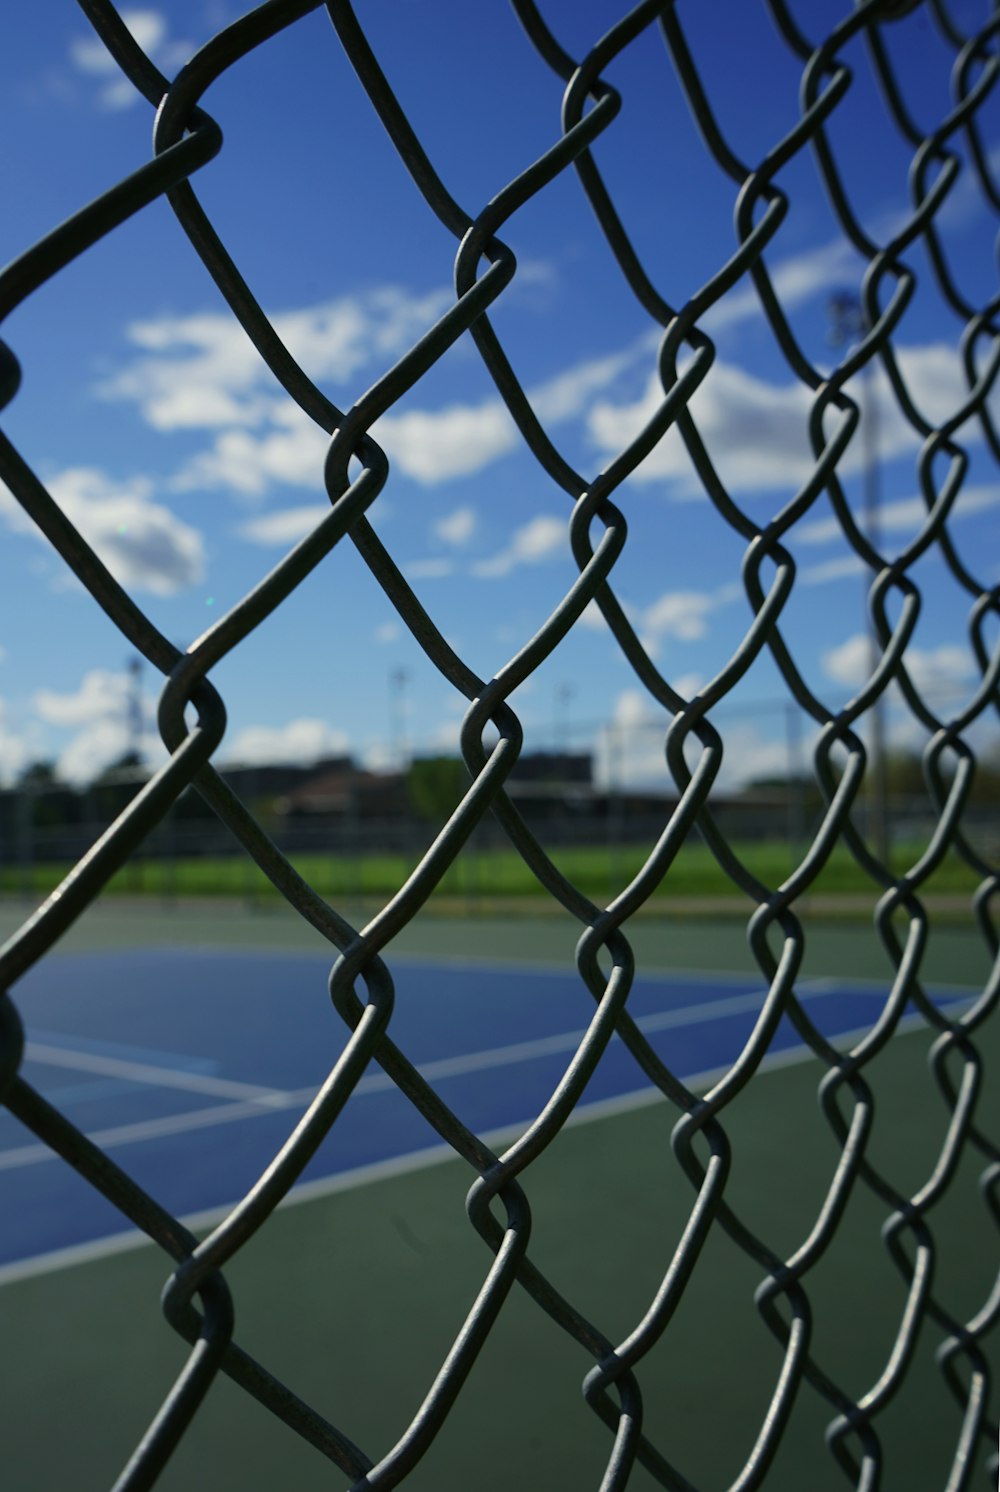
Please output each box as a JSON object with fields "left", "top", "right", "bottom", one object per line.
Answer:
{"left": 2, "top": 1, "right": 999, "bottom": 1486}
{"left": 1, "top": 905, "right": 997, "bottom": 1489}
{"left": 0, "top": 934, "right": 982, "bottom": 1273}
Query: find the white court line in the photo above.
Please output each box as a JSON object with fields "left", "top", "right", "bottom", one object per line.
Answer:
{"left": 0, "top": 984, "right": 839, "bottom": 1172}
{"left": 23, "top": 1043, "right": 291, "bottom": 1107}
{"left": 1, "top": 981, "right": 972, "bottom": 1174}
{"left": 350, "top": 983, "right": 838, "bottom": 1095}
{"left": 0, "top": 1004, "right": 964, "bottom": 1290}
{"left": 0, "top": 1092, "right": 314, "bottom": 1171}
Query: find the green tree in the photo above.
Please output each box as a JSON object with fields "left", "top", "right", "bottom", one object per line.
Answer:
{"left": 18, "top": 760, "right": 59, "bottom": 787}
{"left": 17, "top": 760, "right": 79, "bottom": 828}
{"left": 88, "top": 750, "right": 148, "bottom": 821}
{"left": 92, "top": 750, "right": 144, "bottom": 781}
{"left": 883, "top": 750, "right": 926, "bottom": 797}
{"left": 407, "top": 756, "right": 467, "bottom": 821}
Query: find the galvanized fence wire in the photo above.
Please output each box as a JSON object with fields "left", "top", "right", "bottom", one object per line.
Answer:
{"left": 0, "top": 0, "right": 998, "bottom": 1486}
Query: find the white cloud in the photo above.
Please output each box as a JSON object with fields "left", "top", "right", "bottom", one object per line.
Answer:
{"left": 34, "top": 668, "right": 133, "bottom": 728}
{"left": 797, "top": 484, "right": 1000, "bottom": 547}
{"left": 799, "top": 554, "right": 867, "bottom": 586}
{"left": 374, "top": 621, "right": 400, "bottom": 644}
{"left": 630, "top": 584, "right": 740, "bottom": 653}
{"left": 400, "top": 507, "right": 480, "bottom": 587}
{"left": 704, "top": 235, "right": 861, "bottom": 337}
{"left": 588, "top": 361, "right": 817, "bottom": 496}
{"left": 105, "top": 287, "right": 452, "bottom": 434}
{"left": 372, "top": 335, "right": 658, "bottom": 486}
{"left": 181, "top": 396, "right": 515, "bottom": 496}
{"left": 374, "top": 402, "right": 519, "bottom": 484}
{"left": 711, "top": 722, "right": 804, "bottom": 792}
{"left": 382, "top": 338, "right": 993, "bottom": 495}
{"left": 905, "top": 645, "right": 977, "bottom": 694}
{"left": 179, "top": 420, "right": 329, "bottom": 498}
{"left": 0, "top": 467, "right": 204, "bottom": 595}
{"left": 109, "top": 314, "right": 280, "bottom": 432}
{"left": 595, "top": 690, "right": 666, "bottom": 789}
{"left": 68, "top": 10, "right": 190, "bottom": 111}
{"left": 769, "top": 238, "right": 860, "bottom": 315}
{"left": 223, "top": 718, "right": 349, "bottom": 767}
{"left": 819, "top": 345, "right": 997, "bottom": 461}
{"left": 405, "top": 557, "right": 454, "bottom": 580}
{"left": 100, "top": 241, "right": 891, "bottom": 512}
{"left": 586, "top": 340, "right": 997, "bottom": 501}
{"left": 822, "top": 634, "right": 873, "bottom": 689}
{"left": 56, "top": 719, "right": 162, "bottom": 786}
{"left": 70, "top": 10, "right": 166, "bottom": 72}
{"left": 642, "top": 590, "right": 716, "bottom": 642}
{"left": 578, "top": 595, "right": 643, "bottom": 632}
{"left": 31, "top": 667, "right": 162, "bottom": 785}
{"left": 798, "top": 513, "right": 880, "bottom": 548}
{"left": 375, "top": 344, "right": 650, "bottom": 486}
{"left": 890, "top": 342, "right": 994, "bottom": 433}
{"left": 705, "top": 233, "right": 998, "bottom": 438}
{"left": 579, "top": 599, "right": 609, "bottom": 630}
{"left": 237, "top": 503, "right": 330, "bottom": 547}
{"left": 596, "top": 687, "right": 806, "bottom": 794}
{"left": 472, "top": 514, "right": 566, "bottom": 579}
{"left": 357, "top": 741, "right": 394, "bottom": 773}
{"left": 433, "top": 506, "right": 477, "bottom": 547}
{"left": 275, "top": 287, "right": 452, "bottom": 378}
{"left": 931, "top": 147, "right": 1000, "bottom": 232}
{"left": 672, "top": 672, "right": 704, "bottom": 701}
{"left": 100, "top": 235, "right": 995, "bottom": 522}
{"left": 512, "top": 257, "right": 557, "bottom": 289}
{"left": 0, "top": 698, "right": 34, "bottom": 785}
{"left": 51, "top": 469, "right": 204, "bottom": 595}
{"left": 530, "top": 346, "right": 644, "bottom": 423}
{"left": 106, "top": 292, "right": 651, "bottom": 498}
{"left": 822, "top": 633, "right": 976, "bottom": 696}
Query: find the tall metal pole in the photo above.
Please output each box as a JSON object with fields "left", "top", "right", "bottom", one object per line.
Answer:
{"left": 784, "top": 700, "right": 807, "bottom": 873}
{"left": 126, "top": 655, "right": 143, "bottom": 768}
{"left": 124, "top": 655, "right": 145, "bottom": 892}
{"left": 827, "top": 293, "right": 890, "bottom": 866}
{"left": 860, "top": 357, "right": 890, "bottom": 866}
{"left": 390, "top": 667, "right": 410, "bottom": 772}
{"left": 554, "top": 682, "right": 574, "bottom": 756}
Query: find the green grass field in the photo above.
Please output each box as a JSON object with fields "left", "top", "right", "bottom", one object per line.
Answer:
{"left": 0, "top": 837, "right": 986, "bottom": 907}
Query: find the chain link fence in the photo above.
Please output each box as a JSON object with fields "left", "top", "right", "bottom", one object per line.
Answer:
{"left": 1, "top": 1, "right": 999, "bottom": 1486}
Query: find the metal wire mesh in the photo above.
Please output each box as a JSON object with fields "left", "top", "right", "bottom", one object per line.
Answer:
{"left": 1, "top": 0, "right": 999, "bottom": 1486}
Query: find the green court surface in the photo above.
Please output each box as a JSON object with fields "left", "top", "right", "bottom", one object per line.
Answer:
{"left": 0, "top": 892, "right": 994, "bottom": 980}
{"left": 0, "top": 899, "right": 997, "bottom": 1489}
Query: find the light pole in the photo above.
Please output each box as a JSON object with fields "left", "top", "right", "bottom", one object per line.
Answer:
{"left": 390, "top": 667, "right": 410, "bottom": 773}
{"left": 827, "top": 292, "right": 890, "bottom": 866}
{"left": 554, "top": 682, "right": 574, "bottom": 758}
{"left": 126, "top": 655, "right": 143, "bottom": 769}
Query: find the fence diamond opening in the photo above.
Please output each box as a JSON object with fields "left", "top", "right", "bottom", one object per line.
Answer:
{"left": 1, "top": 2, "right": 998, "bottom": 1488}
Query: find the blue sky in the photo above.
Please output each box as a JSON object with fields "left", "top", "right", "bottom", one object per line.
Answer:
{"left": 0, "top": 1, "right": 997, "bottom": 793}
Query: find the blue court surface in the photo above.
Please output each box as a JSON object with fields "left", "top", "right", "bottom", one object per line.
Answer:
{"left": 0, "top": 947, "right": 973, "bottom": 1273}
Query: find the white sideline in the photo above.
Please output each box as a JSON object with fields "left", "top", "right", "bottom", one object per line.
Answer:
{"left": 23, "top": 1043, "right": 290, "bottom": 1106}
{"left": 0, "top": 1004, "right": 958, "bottom": 1289}
{"left": 0, "top": 984, "right": 837, "bottom": 1173}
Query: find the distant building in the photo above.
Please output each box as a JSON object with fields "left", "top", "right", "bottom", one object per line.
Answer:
{"left": 221, "top": 756, "right": 353, "bottom": 802}
{"left": 509, "top": 751, "right": 592, "bottom": 786}
{"left": 277, "top": 762, "right": 409, "bottom": 821}
{"left": 502, "top": 751, "right": 595, "bottom": 824}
